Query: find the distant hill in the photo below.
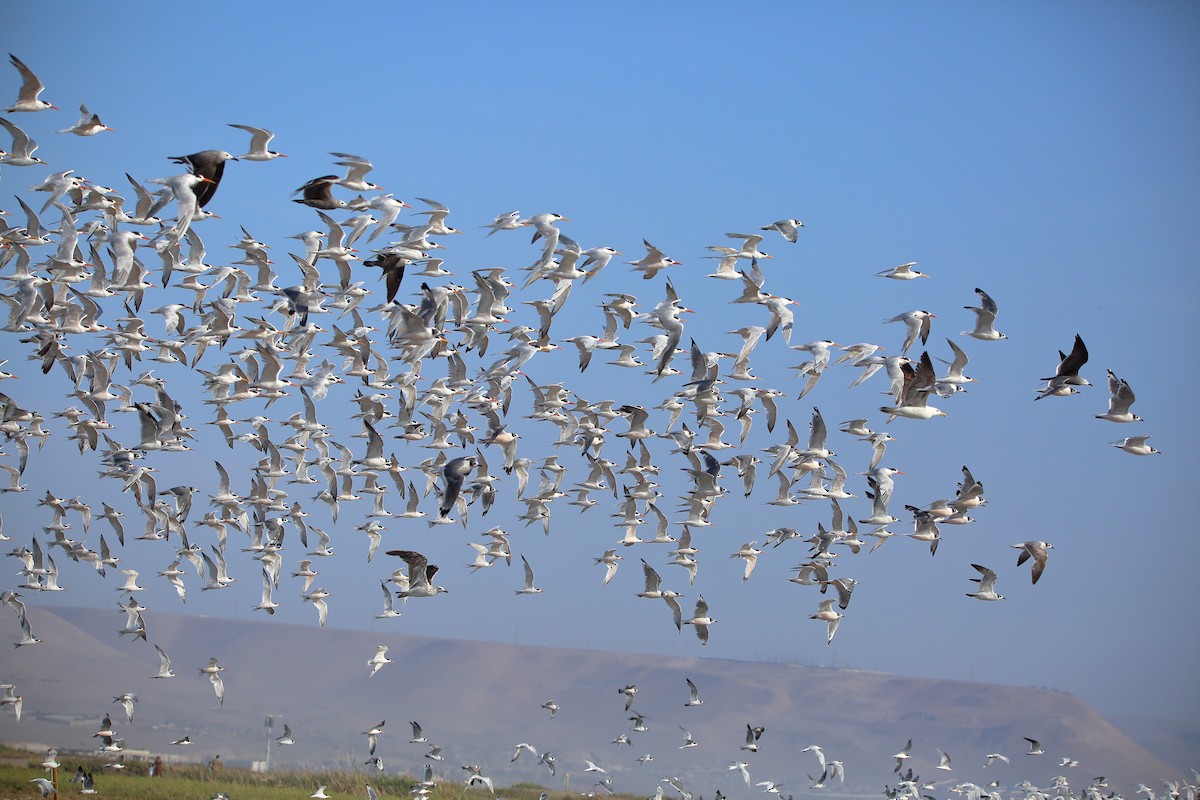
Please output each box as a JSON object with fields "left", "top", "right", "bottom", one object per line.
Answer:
{"left": 0, "top": 607, "right": 1186, "bottom": 795}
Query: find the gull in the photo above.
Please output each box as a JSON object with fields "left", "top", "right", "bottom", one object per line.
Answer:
{"left": 228, "top": 124, "right": 286, "bottom": 161}
{"left": 877, "top": 262, "right": 929, "bottom": 280}
{"left": 276, "top": 724, "right": 296, "bottom": 746}
{"left": 1037, "top": 333, "right": 1090, "bottom": 398}
{"left": 811, "top": 599, "right": 842, "bottom": 644}
{"left": 512, "top": 742, "right": 539, "bottom": 761}
{"left": 5, "top": 54, "right": 57, "bottom": 112}
{"left": 293, "top": 175, "right": 347, "bottom": 210}
{"left": 516, "top": 554, "right": 543, "bottom": 594}
{"left": 462, "top": 764, "right": 495, "bottom": 794}
{"left": 113, "top": 692, "right": 138, "bottom": 723}
{"left": 962, "top": 287, "right": 1006, "bottom": 340}
{"left": 1096, "top": 369, "right": 1142, "bottom": 422}
{"left": 619, "top": 684, "right": 638, "bottom": 711}
{"left": 439, "top": 455, "right": 477, "bottom": 518}
{"left": 30, "top": 778, "right": 57, "bottom": 797}
{"left": 880, "top": 351, "right": 946, "bottom": 421}
{"left": 730, "top": 761, "right": 751, "bottom": 786}
{"left": 885, "top": 310, "right": 935, "bottom": 355}
{"left": 756, "top": 781, "right": 783, "bottom": 795}
{"left": 541, "top": 699, "right": 559, "bottom": 718}
{"left": 1113, "top": 435, "right": 1160, "bottom": 456}
{"left": 934, "top": 339, "right": 975, "bottom": 396}
{"left": 59, "top": 102, "right": 113, "bottom": 136}
{"left": 408, "top": 720, "right": 428, "bottom": 743}
{"left": 966, "top": 564, "right": 1004, "bottom": 600}
{"left": 310, "top": 787, "right": 330, "bottom": 799}
{"left": 684, "top": 677, "right": 703, "bottom": 707}
{"left": 368, "top": 645, "right": 391, "bottom": 677}
{"left": 936, "top": 748, "right": 953, "bottom": 770}
{"left": 385, "top": 550, "right": 448, "bottom": 597}
{"left": 741, "top": 724, "right": 765, "bottom": 752}
{"left": 983, "top": 753, "right": 1011, "bottom": 767}
{"left": 1024, "top": 737, "right": 1045, "bottom": 755}
{"left": 893, "top": 739, "right": 913, "bottom": 772}
{"left": 584, "top": 759, "right": 608, "bottom": 774}
{"left": 1012, "top": 541, "right": 1053, "bottom": 584}
{"left": 760, "top": 218, "right": 804, "bottom": 243}
{"left": 683, "top": 595, "right": 714, "bottom": 644}
{"left": 0, "top": 683, "right": 22, "bottom": 721}
{"left": 679, "top": 725, "right": 699, "bottom": 748}
{"left": 168, "top": 149, "right": 236, "bottom": 207}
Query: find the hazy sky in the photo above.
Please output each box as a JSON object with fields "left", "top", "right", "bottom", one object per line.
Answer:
{"left": 2, "top": 0, "right": 1198, "bottom": 728}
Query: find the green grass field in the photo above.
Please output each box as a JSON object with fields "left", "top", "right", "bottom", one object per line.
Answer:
{"left": 0, "top": 746, "right": 594, "bottom": 800}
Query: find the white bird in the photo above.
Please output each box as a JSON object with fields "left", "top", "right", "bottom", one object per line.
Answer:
{"left": 810, "top": 599, "right": 842, "bottom": 644}
{"left": 1096, "top": 369, "right": 1142, "bottom": 422}
{"left": 386, "top": 550, "right": 448, "bottom": 597}
{"left": 885, "top": 310, "right": 935, "bottom": 355}
{"left": 515, "top": 554, "right": 543, "bottom": 595}
{"left": 228, "top": 124, "right": 286, "bottom": 161}
{"left": 1113, "top": 435, "right": 1159, "bottom": 456}
{"left": 58, "top": 102, "right": 113, "bottom": 136}
{"left": 962, "top": 287, "right": 1006, "bottom": 340}
{"left": 965, "top": 563, "right": 1004, "bottom": 601}
{"left": 368, "top": 645, "right": 391, "bottom": 677}
{"left": 877, "top": 261, "right": 929, "bottom": 280}
{"left": 5, "top": 54, "right": 57, "bottom": 112}
{"left": 760, "top": 218, "right": 804, "bottom": 243}
{"left": 684, "top": 677, "right": 703, "bottom": 707}
{"left": 683, "top": 595, "right": 714, "bottom": 644}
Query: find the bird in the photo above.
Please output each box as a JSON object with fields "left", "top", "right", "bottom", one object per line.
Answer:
{"left": 1113, "top": 435, "right": 1160, "bottom": 456}
{"left": 515, "top": 554, "right": 544, "bottom": 594}
{"left": 228, "top": 124, "right": 286, "bottom": 161}
{"left": 683, "top": 595, "right": 714, "bottom": 644}
{"left": 810, "top": 599, "right": 842, "bottom": 644}
{"left": 877, "top": 262, "right": 929, "bottom": 280}
{"left": 1024, "top": 737, "right": 1046, "bottom": 755}
{"left": 5, "top": 54, "right": 57, "bottom": 112}
{"left": 169, "top": 149, "right": 236, "bottom": 207}
{"left": 0, "top": 117, "right": 44, "bottom": 166}
{"left": 885, "top": 310, "right": 935, "bottom": 355}
{"left": 276, "top": 724, "right": 296, "bottom": 746}
{"left": 684, "top": 677, "right": 703, "bottom": 706}
{"left": 385, "top": 550, "right": 448, "bottom": 597}
{"left": 760, "top": 218, "right": 804, "bottom": 242}
{"left": 1011, "top": 541, "right": 1053, "bottom": 584}
{"left": 293, "top": 175, "right": 347, "bottom": 210}
{"left": 58, "top": 102, "right": 113, "bottom": 136}
{"left": 1096, "top": 369, "right": 1142, "bottom": 422}
{"left": 1037, "top": 333, "right": 1090, "bottom": 398}
{"left": 962, "top": 287, "right": 1006, "bottom": 341}
{"left": 368, "top": 645, "right": 391, "bottom": 677}
{"left": 965, "top": 563, "right": 1004, "bottom": 601}
{"left": 363, "top": 720, "right": 385, "bottom": 755}
{"left": 438, "top": 455, "right": 477, "bottom": 518}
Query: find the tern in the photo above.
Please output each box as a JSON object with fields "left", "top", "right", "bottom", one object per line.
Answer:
{"left": 5, "top": 54, "right": 56, "bottom": 112}
{"left": 877, "top": 262, "right": 929, "bottom": 280}
{"left": 385, "top": 550, "right": 448, "bottom": 597}
{"left": 58, "top": 102, "right": 113, "bottom": 136}
{"left": 228, "top": 124, "right": 287, "bottom": 161}
{"left": 169, "top": 149, "right": 236, "bottom": 208}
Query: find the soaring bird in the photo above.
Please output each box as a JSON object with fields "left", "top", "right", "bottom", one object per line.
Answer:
{"left": 169, "top": 150, "right": 236, "bottom": 207}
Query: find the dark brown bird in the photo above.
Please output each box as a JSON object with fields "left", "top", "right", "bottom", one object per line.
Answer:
{"left": 293, "top": 175, "right": 348, "bottom": 210}
{"left": 169, "top": 149, "right": 236, "bottom": 207}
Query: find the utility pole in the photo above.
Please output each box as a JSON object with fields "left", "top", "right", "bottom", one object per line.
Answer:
{"left": 265, "top": 715, "right": 273, "bottom": 772}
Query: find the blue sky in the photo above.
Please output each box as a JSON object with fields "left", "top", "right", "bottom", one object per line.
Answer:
{"left": 2, "top": 0, "right": 1198, "bottom": 729}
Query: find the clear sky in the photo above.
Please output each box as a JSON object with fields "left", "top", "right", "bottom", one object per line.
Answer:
{"left": 2, "top": 0, "right": 1198, "bottom": 728}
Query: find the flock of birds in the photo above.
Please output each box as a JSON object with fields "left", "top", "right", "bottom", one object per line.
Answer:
{"left": 0, "top": 51, "right": 1182, "bottom": 800}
